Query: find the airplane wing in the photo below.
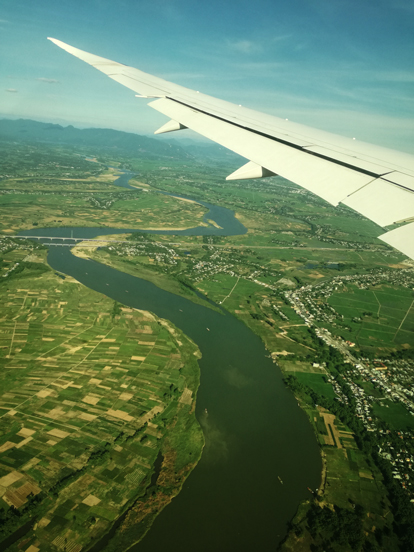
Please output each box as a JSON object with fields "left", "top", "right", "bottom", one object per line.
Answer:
{"left": 48, "top": 38, "right": 414, "bottom": 260}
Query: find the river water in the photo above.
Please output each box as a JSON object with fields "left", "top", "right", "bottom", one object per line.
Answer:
{"left": 95, "top": 170, "right": 248, "bottom": 237}
{"left": 19, "top": 176, "right": 321, "bottom": 551}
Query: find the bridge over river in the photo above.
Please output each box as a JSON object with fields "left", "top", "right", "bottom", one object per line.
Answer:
{"left": 2, "top": 235, "right": 181, "bottom": 247}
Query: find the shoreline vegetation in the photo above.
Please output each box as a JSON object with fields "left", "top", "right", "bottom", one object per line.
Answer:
{"left": 70, "top": 237, "right": 221, "bottom": 313}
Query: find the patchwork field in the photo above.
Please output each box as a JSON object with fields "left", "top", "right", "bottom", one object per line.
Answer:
{"left": 0, "top": 266, "right": 203, "bottom": 551}
{"left": 2, "top": 134, "right": 412, "bottom": 552}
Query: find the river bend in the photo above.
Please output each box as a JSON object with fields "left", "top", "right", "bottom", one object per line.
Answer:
{"left": 20, "top": 177, "right": 321, "bottom": 551}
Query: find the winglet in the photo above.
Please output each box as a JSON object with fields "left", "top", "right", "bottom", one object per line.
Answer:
{"left": 47, "top": 37, "right": 126, "bottom": 69}
{"left": 47, "top": 37, "right": 81, "bottom": 56}
{"left": 47, "top": 37, "right": 171, "bottom": 98}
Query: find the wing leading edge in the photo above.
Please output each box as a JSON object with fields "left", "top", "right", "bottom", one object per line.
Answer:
{"left": 47, "top": 37, "right": 414, "bottom": 260}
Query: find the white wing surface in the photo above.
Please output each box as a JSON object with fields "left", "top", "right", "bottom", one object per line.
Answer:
{"left": 48, "top": 38, "right": 414, "bottom": 260}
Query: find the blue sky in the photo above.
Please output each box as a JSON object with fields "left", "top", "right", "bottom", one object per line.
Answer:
{"left": 1, "top": 0, "right": 413, "bottom": 152}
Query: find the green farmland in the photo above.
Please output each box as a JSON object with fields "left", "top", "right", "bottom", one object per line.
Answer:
{"left": 328, "top": 284, "right": 414, "bottom": 349}
{"left": 293, "top": 373, "right": 336, "bottom": 400}
{"left": 2, "top": 130, "right": 413, "bottom": 552}
{"left": 372, "top": 400, "right": 414, "bottom": 431}
{"left": 0, "top": 264, "right": 203, "bottom": 551}
{"left": 0, "top": 141, "right": 207, "bottom": 234}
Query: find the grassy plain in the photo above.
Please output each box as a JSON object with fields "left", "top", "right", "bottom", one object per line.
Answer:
{"left": 372, "top": 400, "right": 414, "bottom": 431}
{"left": 293, "top": 373, "right": 337, "bottom": 399}
{"left": 0, "top": 187, "right": 207, "bottom": 234}
{"left": 0, "top": 143, "right": 207, "bottom": 233}
{"left": 328, "top": 284, "right": 414, "bottom": 349}
{"left": 0, "top": 257, "right": 203, "bottom": 551}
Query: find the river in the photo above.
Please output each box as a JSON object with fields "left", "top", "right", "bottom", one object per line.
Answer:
{"left": 19, "top": 176, "right": 321, "bottom": 551}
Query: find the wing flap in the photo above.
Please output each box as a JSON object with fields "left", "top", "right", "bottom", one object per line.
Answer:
{"left": 226, "top": 161, "right": 276, "bottom": 180}
{"left": 379, "top": 223, "right": 414, "bottom": 260}
{"left": 342, "top": 179, "right": 414, "bottom": 226}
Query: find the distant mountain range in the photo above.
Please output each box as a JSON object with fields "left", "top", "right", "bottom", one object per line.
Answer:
{"left": 0, "top": 118, "right": 241, "bottom": 163}
{"left": 0, "top": 118, "right": 192, "bottom": 159}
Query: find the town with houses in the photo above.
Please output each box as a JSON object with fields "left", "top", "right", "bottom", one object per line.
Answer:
{"left": 285, "top": 269, "right": 414, "bottom": 497}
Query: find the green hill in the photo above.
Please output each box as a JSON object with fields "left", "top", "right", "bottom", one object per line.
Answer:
{"left": 0, "top": 118, "right": 192, "bottom": 160}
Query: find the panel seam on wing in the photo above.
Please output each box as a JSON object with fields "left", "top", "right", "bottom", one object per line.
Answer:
{"left": 339, "top": 176, "right": 383, "bottom": 201}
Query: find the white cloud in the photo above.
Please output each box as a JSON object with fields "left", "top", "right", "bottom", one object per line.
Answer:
{"left": 228, "top": 40, "right": 262, "bottom": 55}
{"left": 234, "top": 61, "right": 285, "bottom": 72}
{"left": 36, "top": 78, "right": 60, "bottom": 84}
{"left": 270, "top": 34, "right": 293, "bottom": 43}
{"left": 372, "top": 71, "right": 414, "bottom": 83}
{"left": 160, "top": 72, "right": 207, "bottom": 81}
{"left": 229, "top": 34, "right": 291, "bottom": 54}
{"left": 6, "top": 88, "right": 18, "bottom": 93}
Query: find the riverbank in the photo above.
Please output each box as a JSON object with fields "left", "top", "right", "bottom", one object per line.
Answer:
{"left": 15, "top": 168, "right": 322, "bottom": 550}
{"left": 71, "top": 236, "right": 219, "bottom": 312}
{"left": 5, "top": 140, "right": 410, "bottom": 551}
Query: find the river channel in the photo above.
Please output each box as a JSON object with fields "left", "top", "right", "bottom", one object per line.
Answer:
{"left": 20, "top": 175, "right": 321, "bottom": 551}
